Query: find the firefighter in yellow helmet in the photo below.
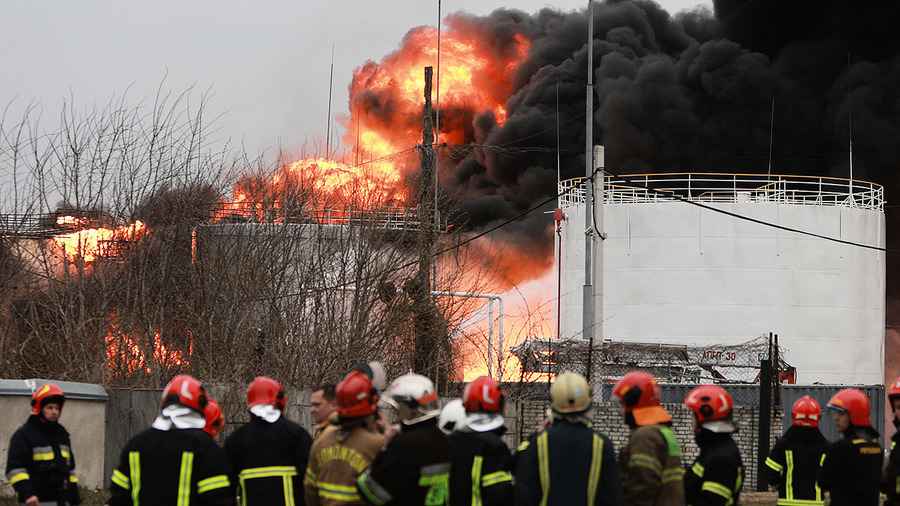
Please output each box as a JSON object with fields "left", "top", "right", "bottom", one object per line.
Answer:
{"left": 514, "top": 371, "right": 624, "bottom": 506}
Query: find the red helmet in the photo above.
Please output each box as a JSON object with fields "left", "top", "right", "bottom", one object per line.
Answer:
{"left": 463, "top": 376, "right": 504, "bottom": 414}
{"left": 791, "top": 395, "right": 821, "bottom": 428}
{"left": 612, "top": 371, "right": 671, "bottom": 426}
{"left": 684, "top": 385, "right": 733, "bottom": 424}
{"left": 336, "top": 371, "right": 379, "bottom": 419}
{"left": 247, "top": 376, "right": 287, "bottom": 411}
{"left": 827, "top": 388, "right": 870, "bottom": 427}
{"left": 204, "top": 399, "right": 225, "bottom": 438}
{"left": 161, "top": 375, "right": 208, "bottom": 413}
{"left": 31, "top": 383, "right": 65, "bottom": 416}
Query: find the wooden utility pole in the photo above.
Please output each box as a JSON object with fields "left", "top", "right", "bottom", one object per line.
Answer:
{"left": 413, "top": 66, "right": 441, "bottom": 379}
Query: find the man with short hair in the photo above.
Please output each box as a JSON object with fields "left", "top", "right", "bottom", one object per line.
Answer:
{"left": 6, "top": 383, "right": 80, "bottom": 506}
{"left": 310, "top": 384, "right": 337, "bottom": 440}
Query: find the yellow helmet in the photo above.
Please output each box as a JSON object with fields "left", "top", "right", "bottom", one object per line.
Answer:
{"left": 550, "top": 372, "right": 592, "bottom": 414}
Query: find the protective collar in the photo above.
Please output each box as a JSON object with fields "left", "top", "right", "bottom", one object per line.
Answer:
{"left": 250, "top": 404, "right": 281, "bottom": 423}
{"left": 152, "top": 405, "right": 206, "bottom": 431}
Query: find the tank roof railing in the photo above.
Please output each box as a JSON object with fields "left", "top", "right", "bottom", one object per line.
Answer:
{"left": 558, "top": 173, "right": 884, "bottom": 211}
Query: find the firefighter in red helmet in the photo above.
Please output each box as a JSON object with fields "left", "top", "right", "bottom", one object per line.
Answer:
{"left": 818, "top": 388, "right": 881, "bottom": 506}
{"left": 683, "top": 385, "right": 744, "bottom": 506}
{"left": 225, "top": 376, "right": 312, "bottom": 506}
{"left": 204, "top": 399, "right": 225, "bottom": 441}
{"left": 764, "top": 395, "right": 827, "bottom": 506}
{"left": 445, "top": 375, "right": 514, "bottom": 506}
{"left": 305, "top": 371, "right": 384, "bottom": 506}
{"left": 5, "top": 383, "right": 80, "bottom": 506}
{"left": 884, "top": 377, "right": 900, "bottom": 505}
{"left": 109, "top": 375, "right": 234, "bottom": 506}
{"left": 612, "top": 371, "right": 684, "bottom": 506}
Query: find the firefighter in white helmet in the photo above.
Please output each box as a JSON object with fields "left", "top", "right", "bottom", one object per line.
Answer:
{"left": 514, "top": 371, "right": 623, "bottom": 506}
{"left": 357, "top": 373, "right": 451, "bottom": 505}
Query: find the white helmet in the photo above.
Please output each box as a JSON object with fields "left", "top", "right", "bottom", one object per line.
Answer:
{"left": 438, "top": 399, "right": 467, "bottom": 434}
{"left": 384, "top": 373, "right": 440, "bottom": 425}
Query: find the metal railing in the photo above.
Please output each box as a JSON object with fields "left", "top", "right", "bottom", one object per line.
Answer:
{"left": 213, "top": 205, "right": 445, "bottom": 232}
{"left": 558, "top": 173, "right": 885, "bottom": 211}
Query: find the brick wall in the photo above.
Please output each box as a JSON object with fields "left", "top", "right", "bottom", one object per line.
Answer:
{"left": 511, "top": 399, "right": 783, "bottom": 491}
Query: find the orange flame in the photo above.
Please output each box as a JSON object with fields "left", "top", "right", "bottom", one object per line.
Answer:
{"left": 105, "top": 315, "right": 190, "bottom": 375}
{"left": 222, "top": 23, "right": 531, "bottom": 216}
{"left": 53, "top": 218, "right": 146, "bottom": 263}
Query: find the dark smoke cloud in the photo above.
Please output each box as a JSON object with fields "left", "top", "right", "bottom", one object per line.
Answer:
{"left": 437, "top": 0, "right": 900, "bottom": 295}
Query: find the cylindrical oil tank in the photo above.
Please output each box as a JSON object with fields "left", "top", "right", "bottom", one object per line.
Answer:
{"left": 557, "top": 173, "right": 886, "bottom": 384}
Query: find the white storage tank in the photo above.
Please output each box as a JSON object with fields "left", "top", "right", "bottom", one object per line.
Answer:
{"left": 556, "top": 171, "right": 886, "bottom": 384}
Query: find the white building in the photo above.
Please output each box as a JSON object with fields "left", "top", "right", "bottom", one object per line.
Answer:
{"left": 557, "top": 170, "right": 885, "bottom": 385}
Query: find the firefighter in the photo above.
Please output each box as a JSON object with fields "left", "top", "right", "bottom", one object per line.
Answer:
{"left": 612, "top": 371, "right": 685, "bottom": 506}
{"left": 447, "top": 376, "right": 514, "bottom": 506}
{"left": 225, "top": 376, "right": 312, "bottom": 506}
{"left": 204, "top": 399, "right": 225, "bottom": 441}
{"left": 515, "top": 371, "right": 624, "bottom": 506}
{"left": 884, "top": 377, "right": 900, "bottom": 506}
{"left": 310, "top": 384, "right": 337, "bottom": 440}
{"left": 683, "top": 385, "right": 744, "bottom": 506}
{"left": 305, "top": 371, "right": 385, "bottom": 506}
{"left": 818, "top": 388, "right": 882, "bottom": 506}
{"left": 109, "top": 375, "right": 233, "bottom": 506}
{"left": 5, "top": 383, "right": 80, "bottom": 506}
{"left": 764, "top": 395, "right": 827, "bottom": 506}
{"left": 357, "top": 373, "right": 451, "bottom": 506}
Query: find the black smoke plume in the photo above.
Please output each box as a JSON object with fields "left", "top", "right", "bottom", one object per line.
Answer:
{"left": 435, "top": 0, "right": 900, "bottom": 296}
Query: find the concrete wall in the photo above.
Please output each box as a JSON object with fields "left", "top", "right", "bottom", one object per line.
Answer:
{"left": 1, "top": 396, "right": 107, "bottom": 497}
{"left": 559, "top": 199, "right": 886, "bottom": 384}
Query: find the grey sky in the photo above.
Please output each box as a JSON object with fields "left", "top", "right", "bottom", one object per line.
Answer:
{"left": 2, "top": 0, "right": 711, "bottom": 158}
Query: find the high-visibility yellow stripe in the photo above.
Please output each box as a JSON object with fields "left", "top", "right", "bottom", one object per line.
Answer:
{"left": 765, "top": 457, "right": 784, "bottom": 474}
{"left": 197, "top": 475, "right": 230, "bottom": 494}
{"left": 32, "top": 451, "right": 55, "bottom": 461}
{"left": 177, "top": 451, "right": 194, "bottom": 506}
{"left": 537, "top": 432, "right": 550, "bottom": 506}
{"left": 629, "top": 453, "right": 662, "bottom": 475}
{"left": 112, "top": 469, "right": 130, "bottom": 490}
{"left": 319, "top": 482, "right": 358, "bottom": 493}
{"left": 471, "top": 456, "right": 483, "bottom": 506}
{"left": 702, "top": 481, "right": 733, "bottom": 502}
{"left": 284, "top": 472, "right": 295, "bottom": 506}
{"left": 239, "top": 465, "right": 298, "bottom": 478}
{"left": 482, "top": 471, "right": 513, "bottom": 487}
{"left": 129, "top": 451, "right": 141, "bottom": 506}
{"left": 517, "top": 440, "right": 530, "bottom": 452}
{"left": 304, "top": 467, "right": 316, "bottom": 485}
{"left": 357, "top": 472, "right": 391, "bottom": 505}
{"left": 785, "top": 450, "right": 795, "bottom": 500}
{"left": 776, "top": 500, "right": 825, "bottom": 506}
{"left": 61, "top": 448, "right": 71, "bottom": 460}
{"left": 662, "top": 468, "right": 685, "bottom": 484}
{"left": 69, "top": 474, "right": 79, "bottom": 483}
{"left": 587, "top": 435, "right": 604, "bottom": 506}
{"left": 319, "top": 489, "right": 361, "bottom": 502}
{"left": 692, "top": 462, "right": 705, "bottom": 477}
{"left": 471, "top": 455, "right": 484, "bottom": 506}
{"left": 8, "top": 472, "right": 30, "bottom": 485}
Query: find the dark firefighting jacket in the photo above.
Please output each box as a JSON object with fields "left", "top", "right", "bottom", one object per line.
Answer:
{"left": 514, "top": 418, "right": 624, "bottom": 506}
{"left": 764, "top": 426, "right": 827, "bottom": 506}
{"left": 5, "top": 415, "right": 80, "bottom": 505}
{"left": 357, "top": 418, "right": 451, "bottom": 506}
{"left": 883, "top": 422, "right": 900, "bottom": 506}
{"left": 305, "top": 423, "right": 384, "bottom": 506}
{"left": 818, "top": 426, "right": 882, "bottom": 506}
{"left": 224, "top": 414, "right": 313, "bottom": 506}
{"left": 684, "top": 430, "right": 744, "bottom": 506}
{"left": 447, "top": 428, "right": 514, "bottom": 506}
{"left": 109, "top": 427, "right": 233, "bottom": 506}
{"left": 618, "top": 424, "right": 685, "bottom": 506}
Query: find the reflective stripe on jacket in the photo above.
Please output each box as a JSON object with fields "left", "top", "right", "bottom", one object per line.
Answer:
{"left": 619, "top": 424, "right": 685, "bottom": 506}
{"left": 684, "top": 430, "right": 744, "bottom": 506}
{"left": 765, "top": 426, "right": 826, "bottom": 506}
{"left": 514, "top": 418, "right": 623, "bottom": 506}
{"left": 305, "top": 423, "right": 383, "bottom": 506}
